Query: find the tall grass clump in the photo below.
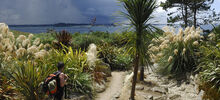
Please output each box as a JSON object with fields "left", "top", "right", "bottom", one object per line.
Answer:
{"left": 0, "top": 23, "right": 54, "bottom": 99}
{"left": 149, "top": 26, "right": 203, "bottom": 79}
{"left": 0, "top": 54, "right": 16, "bottom": 100}
{"left": 0, "top": 23, "right": 50, "bottom": 61}
{"left": 7, "top": 60, "right": 55, "bottom": 100}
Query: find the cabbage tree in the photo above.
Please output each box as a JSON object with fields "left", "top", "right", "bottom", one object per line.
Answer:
{"left": 120, "top": 0, "right": 157, "bottom": 99}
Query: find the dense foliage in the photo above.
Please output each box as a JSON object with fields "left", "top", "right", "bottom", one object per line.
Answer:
{"left": 53, "top": 47, "right": 93, "bottom": 96}
{"left": 0, "top": 54, "right": 16, "bottom": 100}
{"left": 7, "top": 59, "right": 55, "bottom": 100}
{"left": 198, "top": 25, "right": 220, "bottom": 99}
{"left": 198, "top": 42, "right": 220, "bottom": 99}
{"left": 97, "top": 42, "right": 133, "bottom": 70}
{"left": 150, "top": 26, "right": 203, "bottom": 79}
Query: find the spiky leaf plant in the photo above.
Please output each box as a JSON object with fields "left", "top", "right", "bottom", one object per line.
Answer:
{"left": 53, "top": 46, "right": 93, "bottom": 96}
{"left": 7, "top": 59, "right": 55, "bottom": 100}
{"left": 54, "top": 30, "right": 72, "bottom": 49}
{"left": 0, "top": 54, "right": 16, "bottom": 100}
{"left": 198, "top": 41, "right": 220, "bottom": 100}
{"left": 119, "top": 0, "right": 157, "bottom": 99}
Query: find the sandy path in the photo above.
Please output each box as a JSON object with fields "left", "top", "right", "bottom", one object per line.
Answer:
{"left": 95, "top": 72, "right": 125, "bottom": 100}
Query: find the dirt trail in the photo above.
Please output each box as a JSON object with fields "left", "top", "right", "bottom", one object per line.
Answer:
{"left": 95, "top": 72, "right": 125, "bottom": 100}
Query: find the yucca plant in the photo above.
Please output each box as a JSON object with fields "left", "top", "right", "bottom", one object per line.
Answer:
{"left": 198, "top": 42, "right": 220, "bottom": 100}
{"left": 7, "top": 59, "right": 54, "bottom": 100}
{"left": 119, "top": 0, "right": 157, "bottom": 99}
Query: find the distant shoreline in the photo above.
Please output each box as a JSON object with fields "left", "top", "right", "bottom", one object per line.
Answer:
{"left": 8, "top": 23, "right": 179, "bottom": 27}
{"left": 8, "top": 23, "right": 116, "bottom": 27}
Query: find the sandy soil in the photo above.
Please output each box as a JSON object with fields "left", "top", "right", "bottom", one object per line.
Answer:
{"left": 95, "top": 72, "right": 125, "bottom": 100}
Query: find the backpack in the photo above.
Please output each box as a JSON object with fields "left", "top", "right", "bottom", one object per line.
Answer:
{"left": 42, "top": 71, "right": 61, "bottom": 95}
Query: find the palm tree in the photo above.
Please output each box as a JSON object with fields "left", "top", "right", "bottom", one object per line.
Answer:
{"left": 120, "top": 0, "right": 157, "bottom": 99}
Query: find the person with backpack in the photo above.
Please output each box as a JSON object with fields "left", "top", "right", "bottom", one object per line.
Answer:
{"left": 43, "top": 62, "right": 68, "bottom": 100}
{"left": 54, "top": 62, "right": 68, "bottom": 100}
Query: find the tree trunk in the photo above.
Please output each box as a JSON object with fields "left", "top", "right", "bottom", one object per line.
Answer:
{"left": 184, "top": 4, "right": 188, "bottom": 28}
{"left": 140, "top": 66, "right": 144, "bottom": 81}
{"left": 193, "top": 7, "right": 197, "bottom": 28}
{"left": 130, "top": 53, "right": 139, "bottom": 100}
{"left": 130, "top": 28, "right": 141, "bottom": 100}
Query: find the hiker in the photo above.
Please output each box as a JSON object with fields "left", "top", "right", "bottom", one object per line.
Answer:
{"left": 54, "top": 62, "right": 68, "bottom": 100}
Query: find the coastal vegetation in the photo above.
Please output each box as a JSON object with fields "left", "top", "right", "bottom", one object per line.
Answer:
{"left": 1, "top": 19, "right": 220, "bottom": 100}
{"left": 1, "top": 0, "right": 220, "bottom": 100}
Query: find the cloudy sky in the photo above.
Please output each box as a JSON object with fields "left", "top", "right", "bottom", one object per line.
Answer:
{"left": 0, "top": 0, "right": 219, "bottom": 25}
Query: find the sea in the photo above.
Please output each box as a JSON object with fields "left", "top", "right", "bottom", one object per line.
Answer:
{"left": 8, "top": 24, "right": 214, "bottom": 34}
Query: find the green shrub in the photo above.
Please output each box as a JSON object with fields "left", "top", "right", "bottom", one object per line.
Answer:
{"left": 33, "top": 32, "right": 55, "bottom": 44}
{"left": 198, "top": 42, "right": 220, "bottom": 100}
{"left": 90, "top": 31, "right": 110, "bottom": 38}
{"left": 112, "top": 52, "right": 133, "bottom": 70}
{"left": 72, "top": 34, "right": 101, "bottom": 50}
{"left": 72, "top": 31, "right": 115, "bottom": 50}
{"left": 98, "top": 43, "right": 132, "bottom": 70}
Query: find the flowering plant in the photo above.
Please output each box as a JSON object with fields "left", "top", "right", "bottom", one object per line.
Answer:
{"left": 149, "top": 26, "right": 203, "bottom": 78}
{"left": 0, "top": 23, "right": 50, "bottom": 61}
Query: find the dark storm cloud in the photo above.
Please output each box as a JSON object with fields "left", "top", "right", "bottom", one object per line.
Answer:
{"left": 0, "top": 0, "right": 122, "bottom": 24}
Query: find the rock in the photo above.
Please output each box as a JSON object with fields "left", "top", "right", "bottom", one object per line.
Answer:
{"left": 124, "top": 72, "right": 133, "bottom": 85}
{"left": 147, "top": 95, "right": 153, "bottom": 100}
{"left": 168, "top": 83, "right": 177, "bottom": 88}
{"left": 69, "top": 95, "right": 90, "bottom": 100}
{"left": 169, "top": 94, "right": 181, "bottom": 100}
{"left": 136, "top": 86, "right": 144, "bottom": 90}
{"left": 154, "top": 95, "right": 167, "bottom": 100}
{"left": 164, "top": 87, "right": 168, "bottom": 93}
{"left": 65, "top": 93, "right": 90, "bottom": 100}
{"left": 113, "top": 91, "right": 121, "bottom": 99}
{"left": 179, "top": 87, "right": 185, "bottom": 91}
{"left": 94, "top": 83, "right": 106, "bottom": 93}
{"left": 152, "top": 87, "right": 167, "bottom": 94}
{"left": 161, "top": 80, "right": 169, "bottom": 85}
